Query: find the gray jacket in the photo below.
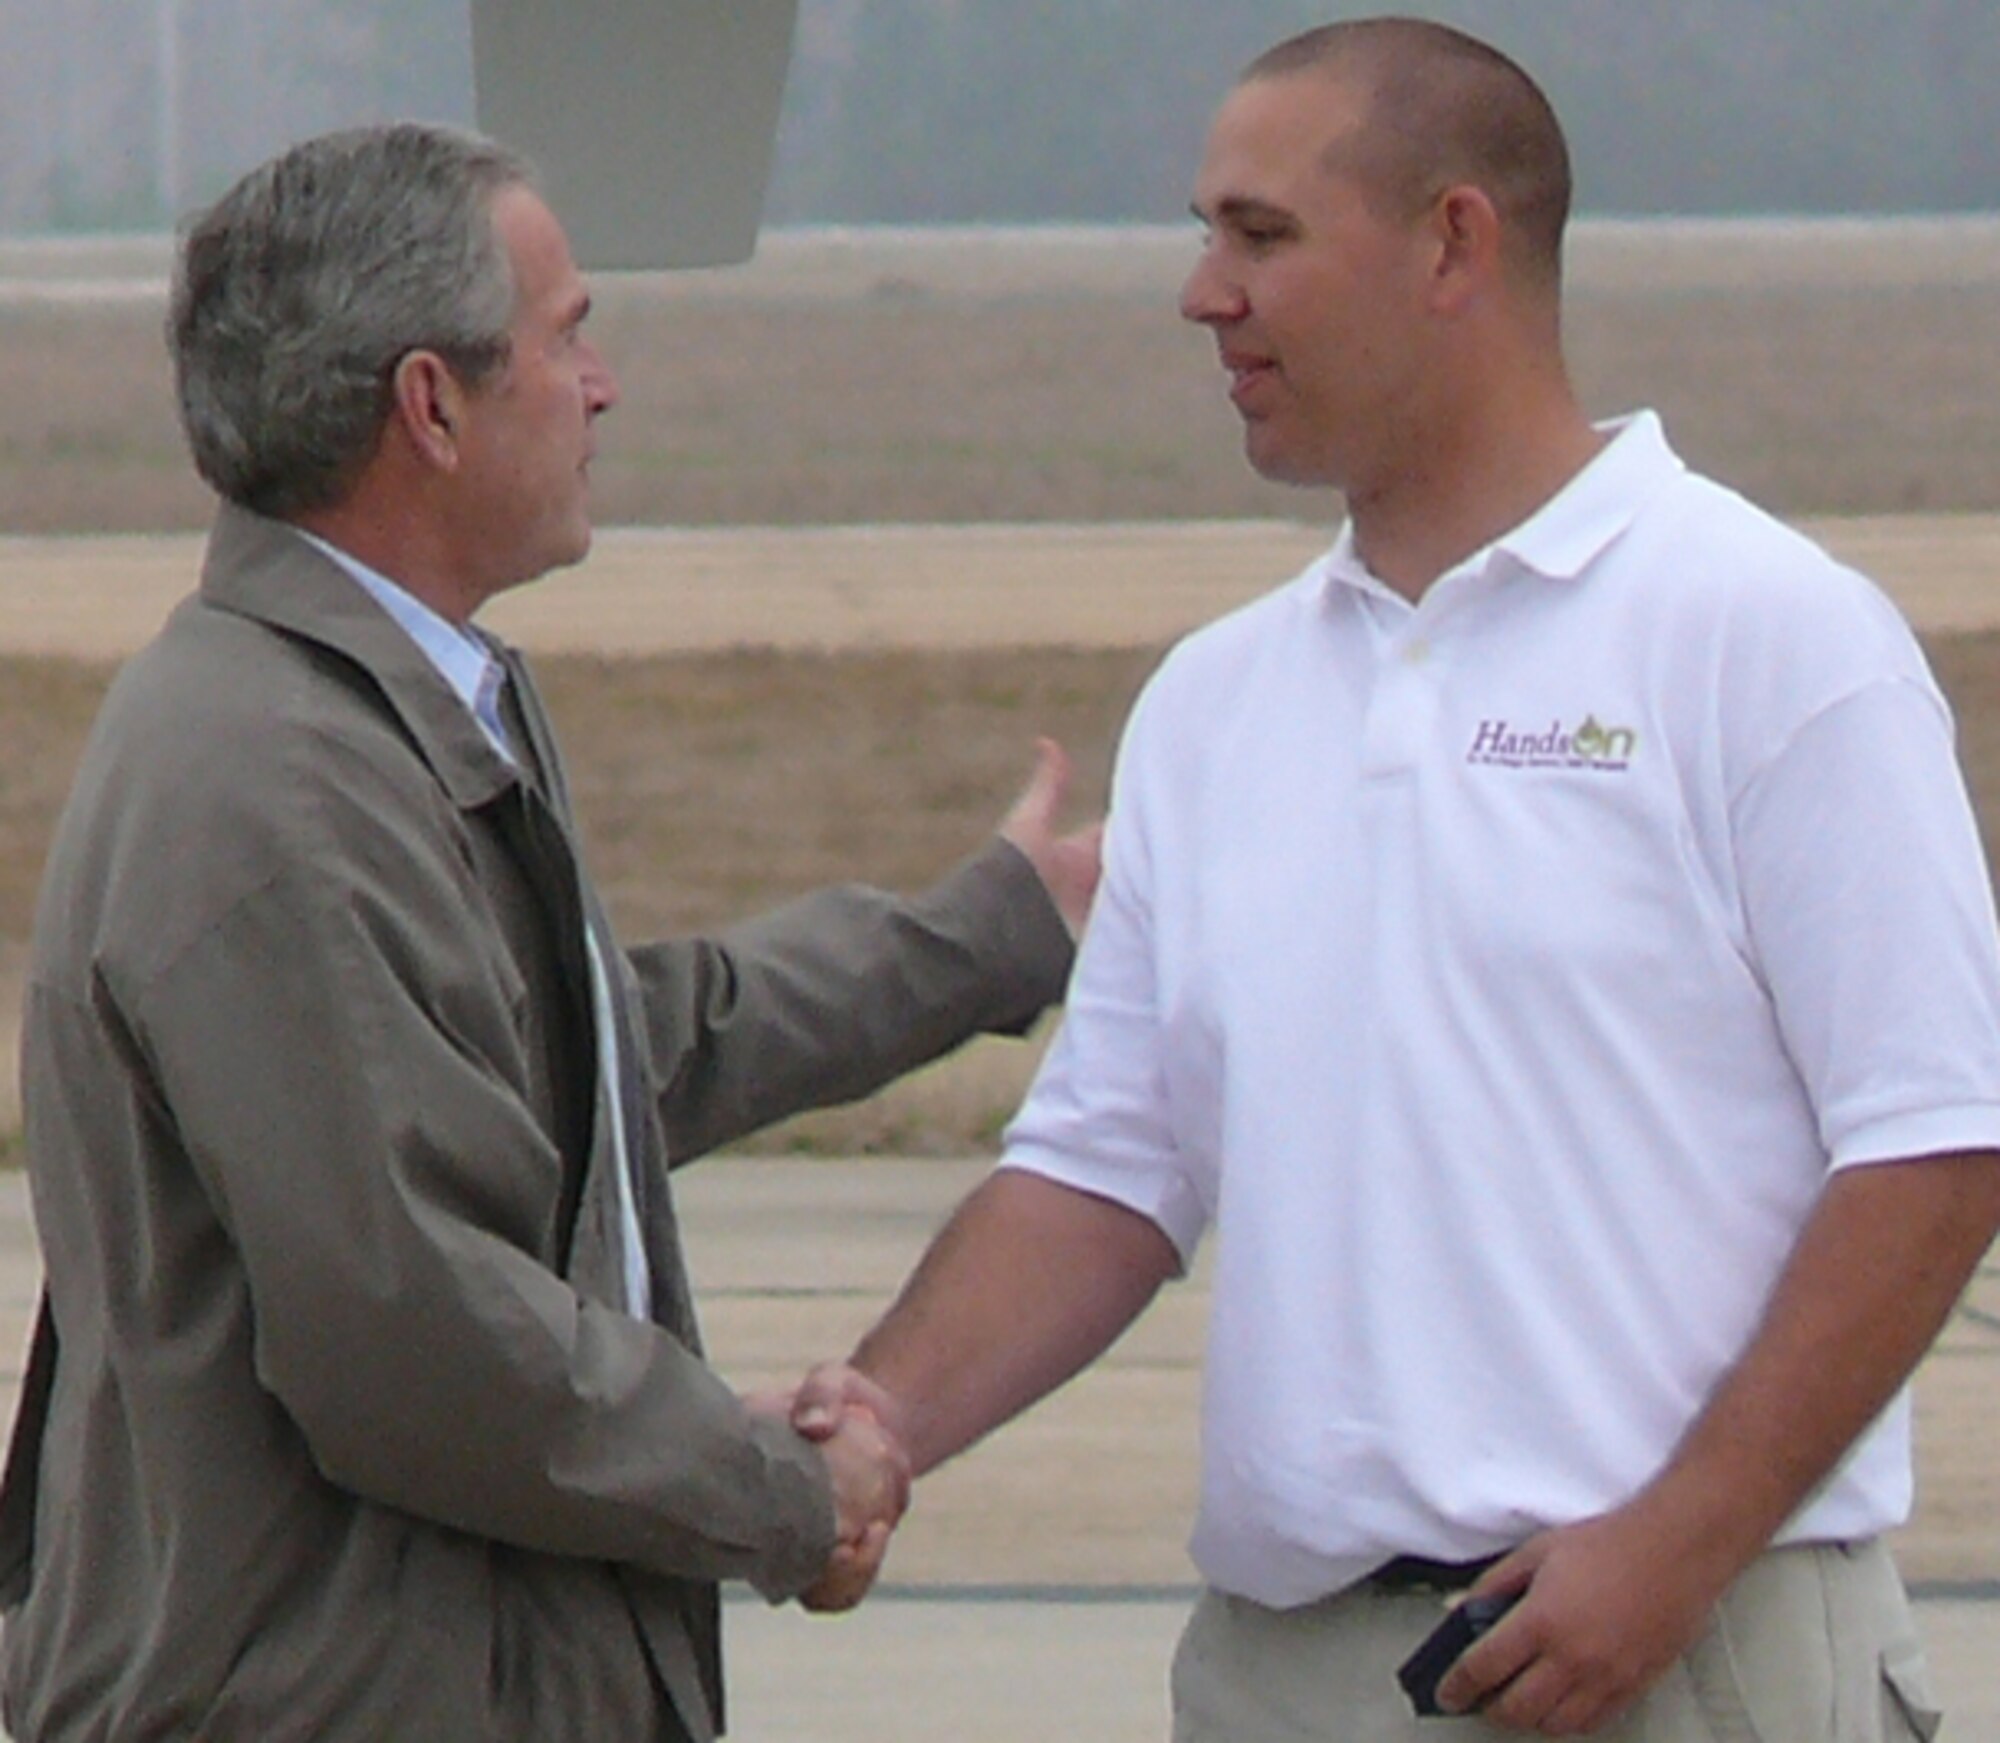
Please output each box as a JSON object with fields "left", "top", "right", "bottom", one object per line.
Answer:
{"left": 0, "top": 506, "right": 1071, "bottom": 1741}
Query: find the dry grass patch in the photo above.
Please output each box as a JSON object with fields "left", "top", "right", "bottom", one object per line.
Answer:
{"left": 6, "top": 630, "right": 2000, "bottom": 1156}
{"left": 534, "top": 647, "right": 1152, "bottom": 936}
{"left": 535, "top": 644, "right": 1160, "bottom": 1155}
{"left": 0, "top": 644, "right": 1162, "bottom": 1153}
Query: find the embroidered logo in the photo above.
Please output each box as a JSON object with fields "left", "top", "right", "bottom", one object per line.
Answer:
{"left": 1465, "top": 715, "right": 1638, "bottom": 773}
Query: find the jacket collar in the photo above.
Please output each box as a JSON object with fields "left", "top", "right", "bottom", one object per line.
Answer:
{"left": 198, "top": 502, "right": 521, "bottom": 810}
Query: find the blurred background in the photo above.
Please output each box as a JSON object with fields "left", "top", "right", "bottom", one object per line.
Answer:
{"left": 0, "top": 0, "right": 1993, "bottom": 236}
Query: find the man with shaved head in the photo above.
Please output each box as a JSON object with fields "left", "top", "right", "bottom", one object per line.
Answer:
{"left": 789, "top": 17, "right": 2000, "bottom": 1738}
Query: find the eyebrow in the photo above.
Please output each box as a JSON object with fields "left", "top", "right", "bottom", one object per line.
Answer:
{"left": 1191, "top": 195, "right": 1299, "bottom": 229}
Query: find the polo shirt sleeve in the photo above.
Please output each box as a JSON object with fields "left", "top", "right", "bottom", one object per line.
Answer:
{"left": 998, "top": 682, "right": 1213, "bottom": 1267}
{"left": 1731, "top": 671, "right": 2000, "bottom": 1170}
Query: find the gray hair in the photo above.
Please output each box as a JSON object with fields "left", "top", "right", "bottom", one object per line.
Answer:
{"left": 169, "top": 123, "right": 536, "bottom": 518}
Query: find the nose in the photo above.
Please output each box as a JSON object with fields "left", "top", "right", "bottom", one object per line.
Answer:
{"left": 583, "top": 341, "right": 620, "bottom": 415}
{"left": 1179, "top": 243, "right": 1246, "bottom": 328}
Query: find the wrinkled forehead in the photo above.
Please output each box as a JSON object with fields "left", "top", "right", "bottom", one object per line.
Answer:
{"left": 491, "top": 184, "right": 590, "bottom": 321}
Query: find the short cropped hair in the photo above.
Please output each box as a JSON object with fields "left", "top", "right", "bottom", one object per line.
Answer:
{"left": 169, "top": 123, "right": 534, "bottom": 518}
{"left": 1246, "top": 18, "right": 1571, "bottom": 289}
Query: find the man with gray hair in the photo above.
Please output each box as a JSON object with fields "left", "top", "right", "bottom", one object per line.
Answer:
{"left": 0, "top": 123, "right": 1091, "bottom": 1741}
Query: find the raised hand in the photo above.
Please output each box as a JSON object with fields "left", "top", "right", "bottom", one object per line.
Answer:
{"left": 999, "top": 737, "right": 1104, "bottom": 939}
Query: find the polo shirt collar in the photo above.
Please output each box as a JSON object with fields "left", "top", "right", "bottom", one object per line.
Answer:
{"left": 1499, "top": 409, "right": 1683, "bottom": 581}
{"left": 1313, "top": 409, "right": 1684, "bottom": 606}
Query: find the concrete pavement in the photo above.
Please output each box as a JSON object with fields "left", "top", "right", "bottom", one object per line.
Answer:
{"left": 720, "top": 1592, "right": 2000, "bottom": 1741}
{"left": 3, "top": 1159, "right": 1996, "bottom": 1736}
{"left": 692, "top": 1159, "right": 2000, "bottom": 1738}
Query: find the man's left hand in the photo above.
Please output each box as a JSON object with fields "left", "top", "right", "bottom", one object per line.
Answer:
{"left": 1436, "top": 1501, "right": 1732, "bottom": 1733}
{"left": 999, "top": 737, "right": 1103, "bottom": 938}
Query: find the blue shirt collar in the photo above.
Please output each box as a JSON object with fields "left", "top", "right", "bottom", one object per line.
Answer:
{"left": 292, "top": 530, "right": 515, "bottom": 764}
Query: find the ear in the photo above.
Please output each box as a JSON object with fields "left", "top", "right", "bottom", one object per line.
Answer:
{"left": 1427, "top": 184, "right": 1503, "bottom": 313}
{"left": 387, "top": 349, "right": 469, "bottom": 471}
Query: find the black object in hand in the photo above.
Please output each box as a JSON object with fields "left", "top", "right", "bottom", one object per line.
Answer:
{"left": 1395, "top": 1591, "right": 1521, "bottom": 1717}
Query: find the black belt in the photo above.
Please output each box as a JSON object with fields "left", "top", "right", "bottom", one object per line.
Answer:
{"left": 1367, "top": 1553, "right": 1504, "bottom": 1595}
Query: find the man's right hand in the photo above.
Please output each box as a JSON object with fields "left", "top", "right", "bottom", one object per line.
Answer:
{"left": 792, "top": 1361, "right": 908, "bottom": 1447}
{"left": 803, "top": 1404, "right": 911, "bottom": 1612}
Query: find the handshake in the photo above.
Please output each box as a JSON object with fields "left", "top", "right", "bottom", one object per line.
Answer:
{"left": 749, "top": 1363, "right": 912, "bottom": 1614}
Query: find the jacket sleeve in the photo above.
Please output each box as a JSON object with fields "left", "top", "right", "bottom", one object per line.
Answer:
{"left": 630, "top": 836, "right": 1076, "bottom": 1163}
{"left": 120, "top": 729, "right": 840, "bottom": 1599}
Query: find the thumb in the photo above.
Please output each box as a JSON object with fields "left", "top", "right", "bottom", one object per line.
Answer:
{"left": 1002, "top": 737, "right": 1072, "bottom": 848}
{"left": 791, "top": 1363, "right": 850, "bottom": 1437}
{"left": 791, "top": 1361, "right": 906, "bottom": 1443}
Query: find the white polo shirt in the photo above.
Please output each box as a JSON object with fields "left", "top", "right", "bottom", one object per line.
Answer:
{"left": 1001, "top": 412, "right": 2000, "bottom": 1608}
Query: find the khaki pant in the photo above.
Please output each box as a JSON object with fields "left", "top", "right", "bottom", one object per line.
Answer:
{"left": 1170, "top": 1541, "right": 1940, "bottom": 1742}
